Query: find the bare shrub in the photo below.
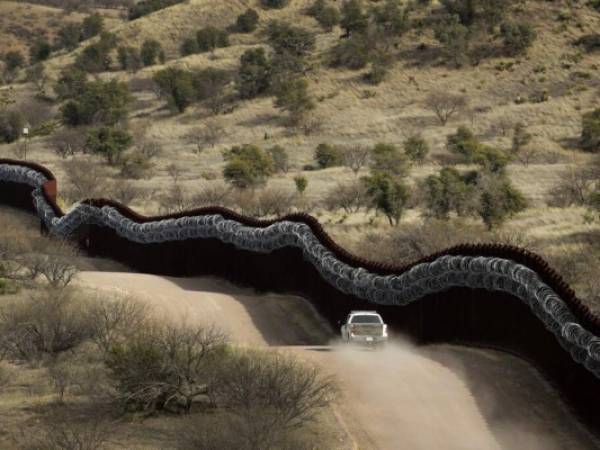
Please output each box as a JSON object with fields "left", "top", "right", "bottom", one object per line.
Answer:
{"left": 213, "top": 349, "right": 336, "bottom": 450}
{"left": 425, "top": 92, "right": 468, "bottom": 125}
{"left": 158, "top": 182, "right": 194, "bottom": 214}
{"left": 32, "top": 239, "right": 80, "bottom": 288}
{"left": 193, "top": 182, "right": 232, "bottom": 207}
{"left": 234, "top": 187, "right": 295, "bottom": 217}
{"left": 14, "top": 410, "right": 114, "bottom": 450}
{"left": 119, "top": 149, "right": 154, "bottom": 179}
{"left": 104, "top": 323, "right": 227, "bottom": 414}
{"left": 49, "top": 128, "right": 87, "bottom": 159}
{"left": 108, "top": 178, "right": 142, "bottom": 205}
{"left": 341, "top": 145, "right": 370, "bottom": 176}
{"left": 548, "top": 160, "right": 600, "bottom": 207}
{"left": 0, "top": 288, "right": 95, "bottom": 362}
{"left": 323, "top": 181, "right": 370, "bottom": 213}
{"left": 185, "top": 120, "right": 225, "bottom": 153}
{"left": 0, "top": 362, "right": 15, "bottom": 390}
{"left": 63, "top": 158, "right": 107, "bottom": 202}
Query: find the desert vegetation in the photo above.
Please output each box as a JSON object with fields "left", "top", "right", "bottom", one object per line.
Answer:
{"left": 0, "top": 0, "right": 599, "bottom": 312}
{"left": 0, "top": 210, "right": 338, "bottom": 449}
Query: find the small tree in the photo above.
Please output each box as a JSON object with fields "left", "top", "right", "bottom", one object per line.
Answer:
{"left": 341, "top": 145, "right": 370, "bottom": 176}
{"left": 370, "top": 143, "right": 410, "bottom": 178}
{"left": 511, "top": 122, "right": 532, "bottom": 163}
{"left": 223, "top": 145, "right": 275, "bottom": 189}
{"left": 196, "top": 27, "right": 230, "bottom": 53}
{"left": 500, "top": 21, "right": 536, "bottom": 56}
{"left": 425, "top": 92, "right": 467, "bottom": 125}
{"left": 237, "top": 8, "right": 260, "bottom": 33}
{"left": 581, "top": 108, "right": 600, "bottom": 153}
{"left": 86, "top": 126, "right": 133, "bottom": 164}
{"left": 473, "top": 146, "right": 510, "bottom": 174}
{"left": 362, "top": 172, "right": 410, "bottom": 226}
{"left": 372, "top": 0, "right": 411, "bottom": 37}
{"left": 140, "top": 39, "right": 162, "bottom": 66}
{"left": 447, "top": 126, "right": 481, "bottom": 162}
{"left": 273, "top": 77, "right": 314, "bottom": 125}
{"left": 0, "top": 110, "right": 25, "bottom": 143}
{"left": 478, "top": 176, "right": 527, "bottom": 230}
{"left": 180, "top": 37, "right": 200, "bottom": 56}
{"left": 323, "top": 180, "right": 370, "bottom": 213}
{"left": 185, "top": 120, "right": 225, "bottom": 152}
{"left": 266, "top": 21, "right": 316, "bottom": 59}
{"left": 423, "top": 167, "right": 476, "bottom": 219}
{"left": 49, "top": 128, "right": 87, "bottom": 158}
{"left": 61, "top": 79, "right": 131, "bottom": 126}
{"left": 82, "top": 13, "right": 104, "bottom": 39}
{"left": 294, "top": 175, "right": 308, "bottom": 196}
{"left": 403, "top": 134, "right": 429, "bottom": 163}
{"left": 153, "top": 67, "right": 195, "bottom": 113}
{"left": 75, "top": 32, "right": 118, "bottom": 73}
{"left": 314, "top": 143, "right": 342, "bottom": 168}
{"left": 238, "top": 48, "right": 272, "bottom": 99}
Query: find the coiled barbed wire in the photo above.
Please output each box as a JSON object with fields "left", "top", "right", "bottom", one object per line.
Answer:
{"left": 2, "top": 163, "right": 599, "bottom": 378}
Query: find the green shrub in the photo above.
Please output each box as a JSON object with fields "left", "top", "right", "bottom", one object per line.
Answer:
{"left": 362, "top": 171, "right": 410, "bottom": 226}
{"left": 117, "top": 46, "right": 142, "bottom": 72}
{"left": 3, "top": 51, "right": 25, "bottom": 73}
{"left": 423, "top": 167, "right": 476, "bottom": 219}
{"left": 403, "top": 134, "right": 429, "bottom": 163}
{"left": 370, "top": 143, "right": 410, "bottom": 178}
{"left": 308, "top": 0, "right": 340, "bottom": 31}
{"left": 140, "top": 39, "right": 162, "bottom": 66}
{"left": 581, "top": 108, "right": 600, "bottom": 153}
{"left": 446, "top": 126, "right": 481, "bottom": 162}
{"left": 196, "top": 27, "right": 230, "bottom": 53}
{"left": 236, "top": 8, "right": 259, "bottom": 33}
{"left": 500, "top": 22, "right": 537, "bottom": 56}
{"left": 61, "top": 79, "right": 131, "bottom": 126}
{"left": 223, "top": 145, "right": 275, "bottom": 188}
{"left": 266, "top": 21, "right": 315, "bottom": 59}
{"left": 314, "top": 143, "right": 342, "bottom": 168}
{"left": 86, "top": 126, "right": 132, "bottom": 164}
{"left": 128, "top": 0, "right": 185, "bottom": 20}
{"left": 153, "top": 67, "right": 195, "bottom": 112}
{"left": 433, "top": 15, "right": 470, "bottom": 67}
{"left": 238, "top": 48, "right": 272, "bottom": 99}
{"left": 180, "top": 37, "right": 199, "bottom": 56}
{"left": 340, "top": 0, "right": 368, "bottom": 35}
{"left": 30, "top": 38, "right": 52, "bottom": 64}
{"left": 54, "top": 68, "right": 87, "bottom": 100}
{"left": 0, "top": 110, "right": 25, "bottom": 143}
{"left": 56, "top": 23, "right": 83, "bottom": 50}
{"left": 329, "top": 33, "right": 371, "bottom": 69}
{"left": 82, "top": 13, "right": 104, "bottom": 39}
{"left": 372, "top": 0, "right": 411, "bottom": 37}
{"left": 75, "top": 32, "right": 118, "bottom": 73}
{"left": 273, "top": 76, "right": 314, "bottom": 125}
{"left": 574, "top": 34, "right": 600, "bottom": 53}
{"left": 261, "top": 0, "right": 289, "bottom": 9}
{"left": 479, "top": 177, "right": 527, "bottom": 229}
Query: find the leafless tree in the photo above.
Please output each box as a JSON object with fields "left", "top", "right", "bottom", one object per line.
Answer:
{"left": 166, "top": 163, "right": 183, "bottom": 184}
{"left": 425, "top": 92, "right": 468, "bottom": 125}
{"left": 233, "top": 188, "right": 295, "bottom": 217}
{"left": 89, "top": 295, "right": 149, "bottom": 353}
{"left": 341, "top": 145, "right": 370, "bottom": 176}
{"left": 49, "top": 128, "right": 87, "bottom": 159}
{"left": 63, "top": 158, "right": 108, "bottom": 202}
{"left": 323, "top": 181, "right": 371, "bottom": 214}
{"left": 26, "top": 63, "right": 48, "bottom": 93}
{"left": 158, "top": 183, "right": 194, "bottom": 214}
{"left": 548, "top": 159, "right": 600, "bottom": 207}
{"left": 185, "top": 120, "right": 225, "bottom": 153}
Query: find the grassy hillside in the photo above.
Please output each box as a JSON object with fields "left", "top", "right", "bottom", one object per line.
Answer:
{"left": 1, "top": 0, "right": 599, "bottom": 311}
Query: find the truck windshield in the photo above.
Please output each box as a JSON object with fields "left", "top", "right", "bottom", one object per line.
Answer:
{"left": 351, "top": 315, "right": 382, "bottom": 324}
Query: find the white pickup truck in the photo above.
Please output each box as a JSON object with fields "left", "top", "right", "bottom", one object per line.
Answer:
{"left": 340, "top": 311, "right": 388, "bottom": 346}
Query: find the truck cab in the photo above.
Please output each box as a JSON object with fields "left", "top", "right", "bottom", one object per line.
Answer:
{"left": 340, "top": 311, "right": 388, "bottom": 346}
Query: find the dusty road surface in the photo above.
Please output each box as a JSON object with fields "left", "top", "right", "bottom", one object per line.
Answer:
{"left": 77, "top": 272, "right": 599, "bottom": 450}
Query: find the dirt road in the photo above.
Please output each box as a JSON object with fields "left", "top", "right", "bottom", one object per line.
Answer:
{"left": 77, "top": 272, "right": 599, "bottom": 450}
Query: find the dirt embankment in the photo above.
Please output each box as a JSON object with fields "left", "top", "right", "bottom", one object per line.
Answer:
{"left": 77, "top": 272, "right": 599, "bottom": 450}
